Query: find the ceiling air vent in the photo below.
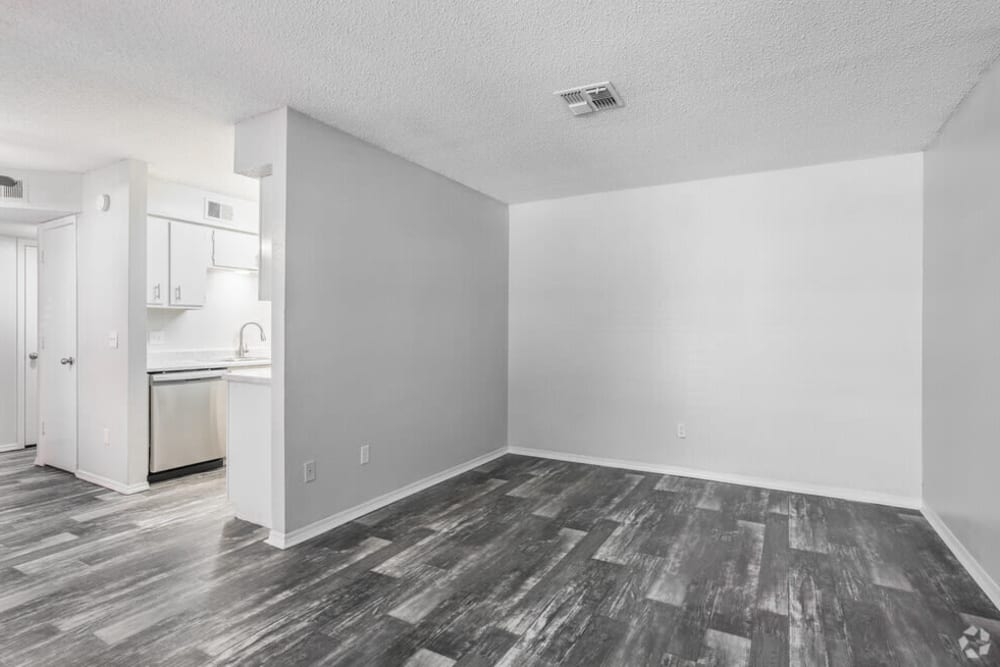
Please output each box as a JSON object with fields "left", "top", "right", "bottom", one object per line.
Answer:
{"left": 554, "top": 82, "right": 624, "bottom": 116}
{"left": 0, "top": 176, "right": 25, "bottom": 201}
{"left": 204, "top": 198, "right": 234, "bottom": 223}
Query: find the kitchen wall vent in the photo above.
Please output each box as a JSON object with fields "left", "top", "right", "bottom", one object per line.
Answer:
{"left": 554, "top": 82, "right": 624, "bottom": 116}
{"left": 0, "top": 177, "right": 26, "bottom": 201}
{"left": 204, "top": 198, "right": 234, "bottom": 223}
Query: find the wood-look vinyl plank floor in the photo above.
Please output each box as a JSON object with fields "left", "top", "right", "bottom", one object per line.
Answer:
{"left": 1, "top": 448, "right": 997, "bottom": 666}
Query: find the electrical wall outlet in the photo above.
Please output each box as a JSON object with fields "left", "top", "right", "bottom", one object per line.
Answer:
{"left": 676, "top": 422, "right": 687, "bottom": 439}
{"left": 108, "top": 331, "right": 119, "bottom": 349}
{"left": 360, "top": 444, "right": 370, "bottom": 465}
{"left": 148, "top": 330, "right": 165, "bottom": 345}
{"left": 303, "top": 460, "right": 316, "bottom": 483}
{"left": 103, "top": 427, "right": 111, "bottom": 447}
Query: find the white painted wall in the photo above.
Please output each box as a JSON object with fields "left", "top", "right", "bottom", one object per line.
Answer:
{"left": 0, "top": 222, "right": 38, "bottom": 238}
{"left": 147, "top": 270, "right": 270, "bottom": 353}
{"left": 281, "top": 109, "right": 509, "bottom": 533}
{"left": 0, "top": 236, "right": 17, "bottom": 447}
{"left": 148, "top": 178, "right": 258, "bottom": 233}
{"left": 923, "top": 59, "right": 1000, "bottom": 593}
{"left": 76, "top": 159, "right": 149, "bottom": 490}
{"left": 509, "top": 154, "right": 924, "bottom": 502}
{"left": 0, "top": 167, "right": 81, "bottom": 217}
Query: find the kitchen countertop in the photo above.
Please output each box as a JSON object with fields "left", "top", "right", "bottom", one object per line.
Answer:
{"left": 148, "top": 357, "right": 270, "bottom": 373}
{"left": 223, "top": 367, "right": 271, "bottom": 385}
{"left": 147, "top": 349, "right": 271, "bottom": 373}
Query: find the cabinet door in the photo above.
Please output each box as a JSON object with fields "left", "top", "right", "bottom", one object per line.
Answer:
{"left": 169, "top": 222, "right": 211, "bottom": 307}
{"left": 212, "top": 229, "right": 259, "bottom": 270}
{"left": 147, "top": 217, "right": 169, "bottom": 305}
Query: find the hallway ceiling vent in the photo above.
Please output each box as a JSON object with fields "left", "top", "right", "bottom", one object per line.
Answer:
{"left": 0, "top": 177, "right": 25, "bottom": 201}
{"left": 554, "top": 82, "right": 624, "bottom": 116}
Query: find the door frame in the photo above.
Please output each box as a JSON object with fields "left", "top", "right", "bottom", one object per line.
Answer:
{"left": 35, "top": 215, "right": 77, "bottom": 469}
{"left": 15, "top": 237, "right": 38, "bottom": 450}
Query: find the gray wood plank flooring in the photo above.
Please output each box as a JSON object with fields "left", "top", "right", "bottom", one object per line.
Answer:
{"left": 1, "top": 448, "right": 997, "bottom": 666}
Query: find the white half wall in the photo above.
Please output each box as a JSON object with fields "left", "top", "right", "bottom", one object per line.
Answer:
{"left": 235, "top": 107, "right": 289, "bottom": 533}
{"left": 509, "top": 154, "right": 924, "bottom": 503}
{"left": 280, "top": 109, "right": 509, "bottom": 534}
{"left": 923, "top": 57, "right": 1000, "bottom": 600}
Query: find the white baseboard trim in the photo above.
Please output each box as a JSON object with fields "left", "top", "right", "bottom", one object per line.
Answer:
{"left": 0, "top": 442, "right": 25, "bottom": 453}
{"left": 922, "top": 503, "right": 1000, "bottom": 611}
{"left": 507, "top": 446, "right": 923, "bottom": 510}
{"left": 76, "top": 469, "right": 150, "bottom": 496}
{"left": 266, "top": 447, "right": 507, "bottom": 550}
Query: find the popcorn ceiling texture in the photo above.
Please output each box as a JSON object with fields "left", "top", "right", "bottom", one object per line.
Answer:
{"left": 1, "top": 1, "right": 999, "bottom": 202}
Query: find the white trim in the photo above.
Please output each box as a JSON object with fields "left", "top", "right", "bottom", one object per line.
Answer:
{"left": 0, "top": 442, "right": 24, "bottom": 453}
{"left": 266, "top": 447, "right": 507, "bottom": 549}
{"left": 16, "top": 238, "right": 37, "bottom": 449}
{"left": 75, "top": 469, "right": 149, "bottom": 495}
{"left": 506, "top": 446, "right": 923, "bottom": 510}
{"left": 922, "top": 503, "right": 1000, "bottom": 611}
{"left": 36, "top": 215, "right": 78, "bottom": 473}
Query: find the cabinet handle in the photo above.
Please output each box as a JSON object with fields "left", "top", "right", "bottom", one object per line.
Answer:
{"left": 154, "top": 284, "right": 160, "bottom": 300}
{"left": 175, "top": 286, "right": 181, "bottom": 301}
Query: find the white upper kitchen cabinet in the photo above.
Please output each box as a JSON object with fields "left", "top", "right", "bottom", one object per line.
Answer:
{"left": 147, "top": 217, "right": 169, "bottom": 306}
{"left": 213, "top": 229, "right": 259, "bottom": 271}
{"left": 168, "top": 221, "right": 211, "bottom": 307}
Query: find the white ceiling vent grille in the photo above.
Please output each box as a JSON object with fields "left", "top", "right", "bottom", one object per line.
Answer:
{"left": 554, "top": 82, "right": 624, "bottom": 116}
{"left": 204, "top": 198, "right": 234, "bottom": 223}
{"left": 0, "top": 178, "right": 26, "bottom": 201}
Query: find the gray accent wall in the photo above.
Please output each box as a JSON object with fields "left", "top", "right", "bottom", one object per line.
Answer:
{"left": 924, "top": 59, "right": 1000, "bottom": 588}
{"left": 282, "top": 110, "right": 509, "bottom": 533}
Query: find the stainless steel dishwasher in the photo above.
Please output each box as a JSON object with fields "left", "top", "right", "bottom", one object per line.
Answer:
{"left": 149, "top": 369, "right": 227, "bottom": 474}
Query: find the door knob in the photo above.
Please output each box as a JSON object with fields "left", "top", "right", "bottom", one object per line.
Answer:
{"left": 28, "top": 352, "right": 38, "bottom": 360}
{"left": 60, "top": 356, "right": 75, "bottom": 366}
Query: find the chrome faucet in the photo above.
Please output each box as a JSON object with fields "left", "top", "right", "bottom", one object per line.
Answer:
{"left": 238, "top": 321, "right": 266, "bottom": 358}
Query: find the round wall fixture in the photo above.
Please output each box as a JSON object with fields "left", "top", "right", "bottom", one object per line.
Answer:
{"left": 96, "top": 194, "right": 111, "bottom": 212}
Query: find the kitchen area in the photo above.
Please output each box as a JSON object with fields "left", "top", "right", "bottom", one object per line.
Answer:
{"left": 145, "top": 179, "right": 272, "bottom": 527}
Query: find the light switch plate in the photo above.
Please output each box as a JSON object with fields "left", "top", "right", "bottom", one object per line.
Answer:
{"left": 108, "top": 331, "right": 119, "bottom": 349}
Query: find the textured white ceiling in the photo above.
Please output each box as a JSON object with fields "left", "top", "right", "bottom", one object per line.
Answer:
{"left": 2, "top": 1, "right": 999, "bottom": 203}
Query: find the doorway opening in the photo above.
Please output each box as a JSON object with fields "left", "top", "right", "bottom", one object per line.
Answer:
{"left": 1, "top": 204, "right": 78, "bottom": 491}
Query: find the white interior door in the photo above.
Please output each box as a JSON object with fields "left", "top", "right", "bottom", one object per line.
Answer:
{"left": 24, "top": 244, "right": 38, "bottom": 445}
{"left": 38, "top": 218, "right": 77, "bottom": 472}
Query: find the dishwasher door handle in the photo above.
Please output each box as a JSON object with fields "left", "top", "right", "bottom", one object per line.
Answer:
{"left": 150, "top": 370, "right": 225, "bottom": 383}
